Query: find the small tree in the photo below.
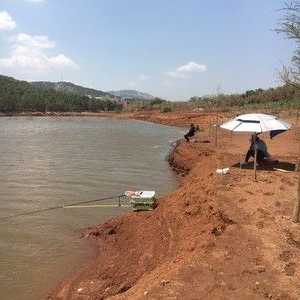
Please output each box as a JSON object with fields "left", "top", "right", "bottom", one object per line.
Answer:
{"left": 277, "top": 1, "right": 300, "bottom": 87}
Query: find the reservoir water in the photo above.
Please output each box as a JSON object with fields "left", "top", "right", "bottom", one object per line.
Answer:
{"left": 0, "top": 117, "right": 182, "bottom": 300}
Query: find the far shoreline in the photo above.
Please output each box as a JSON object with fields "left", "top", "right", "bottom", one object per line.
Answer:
{"left": 0, "top": 111, "right": 123, "bottom": 117}
{"left": 0, "top": 110, "right": 200, "bottom": 130}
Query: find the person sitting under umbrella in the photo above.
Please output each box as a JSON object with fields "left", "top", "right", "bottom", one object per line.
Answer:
{"left": 245, "top": 134, "right": 270, "bottom": 165}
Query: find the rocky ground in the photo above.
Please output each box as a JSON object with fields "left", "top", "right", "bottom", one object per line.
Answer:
{"left": 49, "top": 111, "right": 300, "bottom": 300}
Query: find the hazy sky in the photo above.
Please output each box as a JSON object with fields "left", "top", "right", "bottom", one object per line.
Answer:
{"left": 0, "top": 0, "right": 295, "bottom": 100}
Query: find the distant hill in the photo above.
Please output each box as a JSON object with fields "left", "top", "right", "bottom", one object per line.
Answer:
{"left": 108, "top": 90, "right": 155, "bottom": 100}
{"left": 0, "top": 75, "right": 122, "bottom": 113}
{"left": 32, "top": 81, "right": 116, "bottom": 99}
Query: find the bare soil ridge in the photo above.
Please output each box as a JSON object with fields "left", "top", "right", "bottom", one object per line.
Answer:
{"left": 49, "top": 111, "right": 300, "bottom": 300}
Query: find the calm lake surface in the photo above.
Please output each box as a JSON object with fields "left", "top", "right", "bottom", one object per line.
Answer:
{"left": 0, "top": 117, "right": 182, "bottom": 300}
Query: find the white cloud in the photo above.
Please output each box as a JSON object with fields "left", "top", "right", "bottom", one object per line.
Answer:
{"left": 177, "top": 62, "right": 207, "bottom": 73}
{"left": 165, "top": 71, "right": 188, "bottom": 79}
{"left": 0, "top": 33, "right": 79, "bottom": 71}
{"left": 16, "top": 33, "right": 55, "bottom": 49}
{"left": 0, "top": 11, "right": 16, "bottom": 31}
{"left": 165, "top": 61, "right": 207, "bottom": 79}
{"left": 48, "top": 54, "right": 77, "bottom": 68}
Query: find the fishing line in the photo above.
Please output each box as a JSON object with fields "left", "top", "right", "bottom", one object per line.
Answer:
{"left": 0, "top": 194, "right": 124, "bottom": 222}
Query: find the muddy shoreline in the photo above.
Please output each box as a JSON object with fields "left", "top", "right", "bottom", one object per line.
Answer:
{"left": 48, "top": 111, "right": 300, "bottom": 300}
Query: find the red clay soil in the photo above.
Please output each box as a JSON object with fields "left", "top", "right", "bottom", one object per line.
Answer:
{"left": 49, "top": 111, "right": 300, "bottom": 300}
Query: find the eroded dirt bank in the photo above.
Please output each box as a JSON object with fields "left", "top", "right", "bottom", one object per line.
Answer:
{"left": 49, "top": 111, "right": 300, "bottom": 300}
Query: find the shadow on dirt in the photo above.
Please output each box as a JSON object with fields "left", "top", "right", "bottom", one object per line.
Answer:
{"left": 231, "top": 161, "right": 297, "bottom": 172}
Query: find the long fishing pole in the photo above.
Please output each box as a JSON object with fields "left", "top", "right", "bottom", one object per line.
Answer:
{"left": 0, "top": 194, "right": 123, "bottom": 222}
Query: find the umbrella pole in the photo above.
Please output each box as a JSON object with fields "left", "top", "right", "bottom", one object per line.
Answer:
{"left": 254, "top": 147, "right": 257, "bottom": 180}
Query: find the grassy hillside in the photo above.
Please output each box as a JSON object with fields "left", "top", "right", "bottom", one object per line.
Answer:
{"left": 0, "top": 75, "right": 122, "bottom": 113}
{"left": 32, "top": 81, "right": 115, "bottom": 99}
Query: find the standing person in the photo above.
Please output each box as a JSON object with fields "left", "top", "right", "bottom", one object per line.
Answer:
{"left": 184, "top": 123, "right": 198, "bottom": 142}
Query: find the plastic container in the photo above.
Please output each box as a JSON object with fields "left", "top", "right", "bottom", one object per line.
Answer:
{"left": 216, "top": 168, "right": 230, "bottom": 175}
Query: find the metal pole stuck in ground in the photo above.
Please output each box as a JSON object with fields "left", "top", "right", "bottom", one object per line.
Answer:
{"left": 254, "top": 147, "right": 257, "bottom": 180}
{"left": 292, "top": 174, "right": 300, "bottom": 223}
{"left": 297, "top": 128, "right": 300, "bottom": 172}
{"left": 293, "top": 133, "right": 300, "bottom": 223}
{"left": 215, "top": 112, "right": 219, "bottom": 146}
{"left": 292, "top": 127, "right": 300, "bottom": 223}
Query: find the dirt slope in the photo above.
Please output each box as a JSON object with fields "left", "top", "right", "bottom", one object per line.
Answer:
{"left": 49, "top": 112, "right": 300, "bottom": 300}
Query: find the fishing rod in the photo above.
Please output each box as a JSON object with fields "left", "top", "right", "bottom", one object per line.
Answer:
{"left": 0, "top": 194, "right": 124, "bottom": 222}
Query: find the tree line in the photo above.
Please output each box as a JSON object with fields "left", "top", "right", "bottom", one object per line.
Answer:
{"left": 276, "top": 1, "right": 300, "bottom": 88}
{"left": 0, "top": 75, "right": 123, "bottom": 113}
{"left": 189, "top": 85, "right": 299, "bottom": 110}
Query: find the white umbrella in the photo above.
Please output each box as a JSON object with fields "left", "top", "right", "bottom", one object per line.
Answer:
{"left": 220, "top": 113, "right": 291, "bottom": 179}
{"left": 220, "top": 113, "right": 291, "bottom": 134}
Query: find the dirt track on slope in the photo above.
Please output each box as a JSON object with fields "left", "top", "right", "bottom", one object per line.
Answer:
{"left": 49, "top": 111, "right": 300, "bottom": 300}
